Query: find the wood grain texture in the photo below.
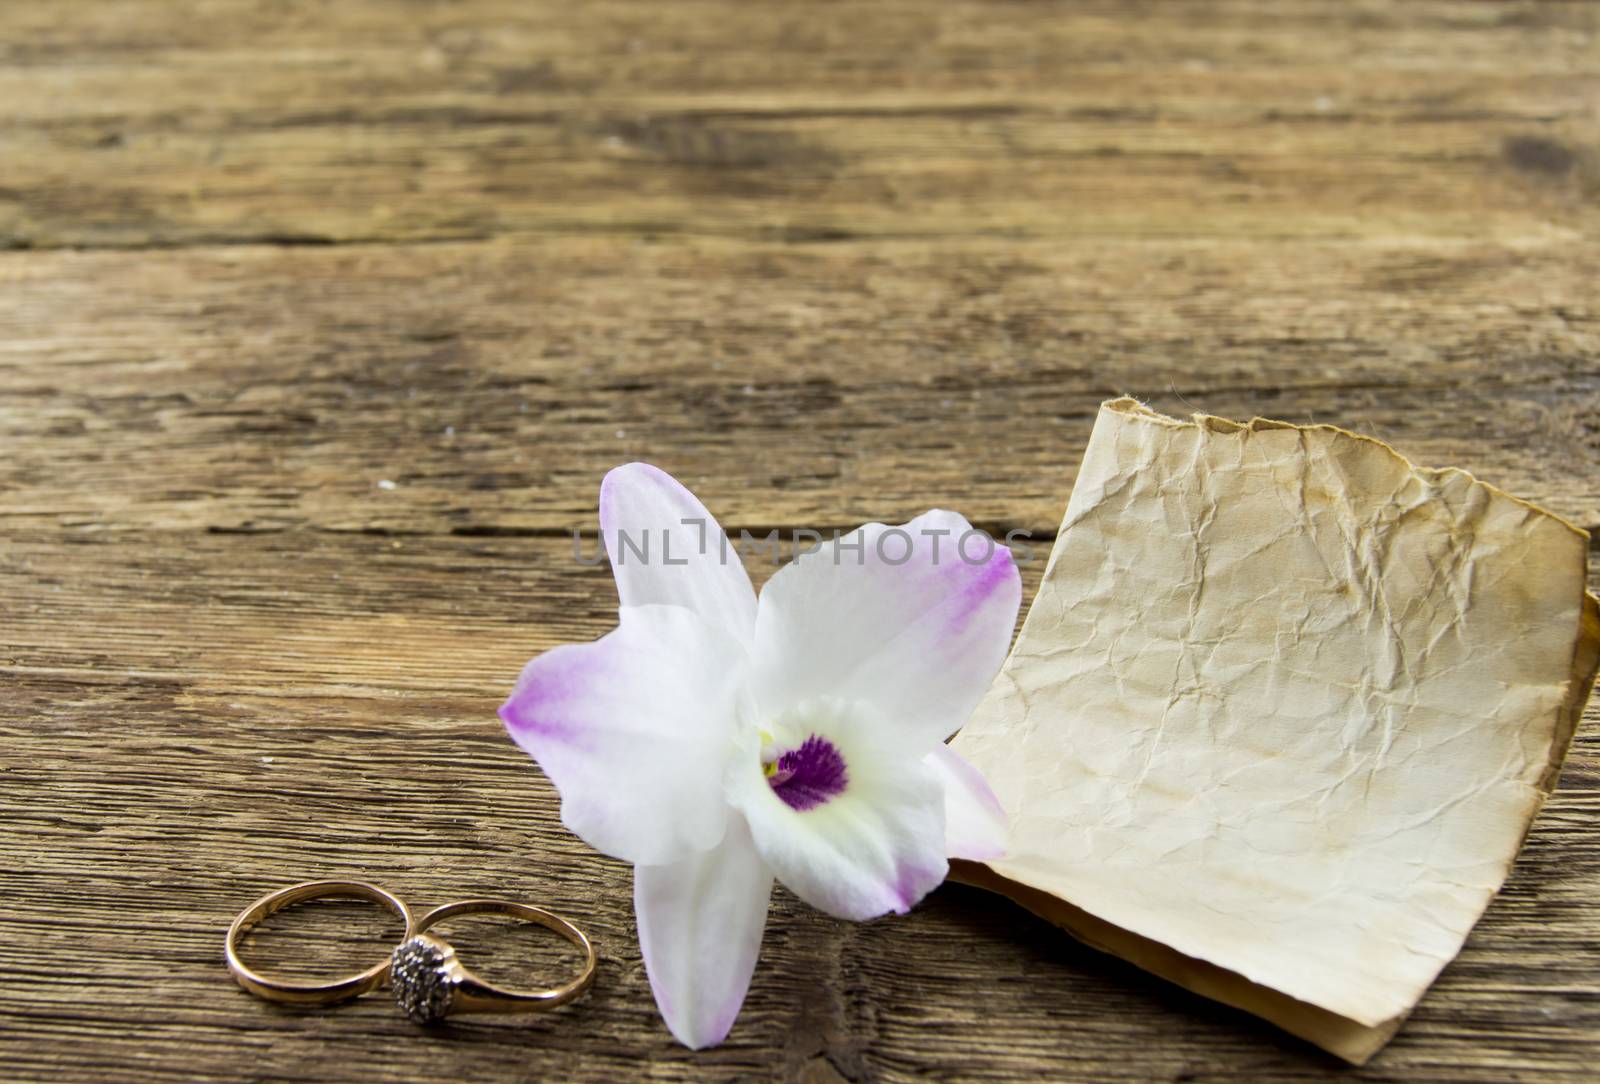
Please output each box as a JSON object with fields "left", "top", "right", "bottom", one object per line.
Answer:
{"left": 1, "top": 2, "right": 1597, "bottom": 1081}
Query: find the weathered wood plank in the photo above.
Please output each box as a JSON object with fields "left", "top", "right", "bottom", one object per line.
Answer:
{"left": 2, "top": 529, "right": 1597, "bottom": 1082}
{"left": 0, "top": 1, "right": 1595, "bottom": 247}
{"left": 2, "top": 236, "right": 1597, "bottom": 537}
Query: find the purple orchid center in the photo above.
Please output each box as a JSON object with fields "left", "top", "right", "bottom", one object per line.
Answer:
{"left": 765, "top": 734, "right": 848, "bottom": 812}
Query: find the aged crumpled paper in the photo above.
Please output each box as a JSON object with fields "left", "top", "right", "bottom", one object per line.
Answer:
{"left": 952, "top": 398, "right": 1600, "bottom": 1063}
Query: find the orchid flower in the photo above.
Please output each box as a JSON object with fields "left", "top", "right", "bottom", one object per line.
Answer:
{"left": 499, "top": 464, "right": 1018, "bottom": 1048}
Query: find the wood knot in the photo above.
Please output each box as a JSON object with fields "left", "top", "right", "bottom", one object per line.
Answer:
{"left": 1502, "top": 135, "right": 1577, "bottom": 176}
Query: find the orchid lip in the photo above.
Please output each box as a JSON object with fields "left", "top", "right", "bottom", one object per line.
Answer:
{"left": 764, "top": 734, "right": 848, "bottom": 811}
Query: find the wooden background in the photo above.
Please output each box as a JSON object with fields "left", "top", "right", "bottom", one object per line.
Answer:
{"left": 3, "top": 2, "right": 1598, "bottom": 1081}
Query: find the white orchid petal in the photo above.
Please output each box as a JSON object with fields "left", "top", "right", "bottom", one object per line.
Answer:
{"left": 926, "top": 744, "right": 1008, "bottom": 861}
{"left": 725, "top": 698, "right": 949, "bottom": 921}
{"left": 635, "top": 814, "right": 773, "bottom": 1050}
{"left": 600, "top": 463, "right": 757, "bottom": 639}
{"left": 750, "top": 510, "right": 1021, "bottom": 753}
{"left": 499, "top": 604, "right": 745, "bottom": 867}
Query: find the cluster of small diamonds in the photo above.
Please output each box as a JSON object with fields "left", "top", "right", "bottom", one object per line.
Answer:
{"left": 391, "top": 936, "right": 456, "bottom": 1023}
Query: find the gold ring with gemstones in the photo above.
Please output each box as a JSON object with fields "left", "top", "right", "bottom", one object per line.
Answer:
{"left": 391, "top": 898, "right": 597, "bottom": 1023}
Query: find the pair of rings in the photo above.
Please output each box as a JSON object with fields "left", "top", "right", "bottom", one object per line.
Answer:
{"left": 226, "top": 880, "right": 596, "bottom": 1024}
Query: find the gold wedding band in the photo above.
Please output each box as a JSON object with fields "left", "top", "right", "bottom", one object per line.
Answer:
{"left": 225, "top": 880, "right": 413, "bottom": 1005}
{"left": 391, "top": 899, "right": 597, "bottom": 1023}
